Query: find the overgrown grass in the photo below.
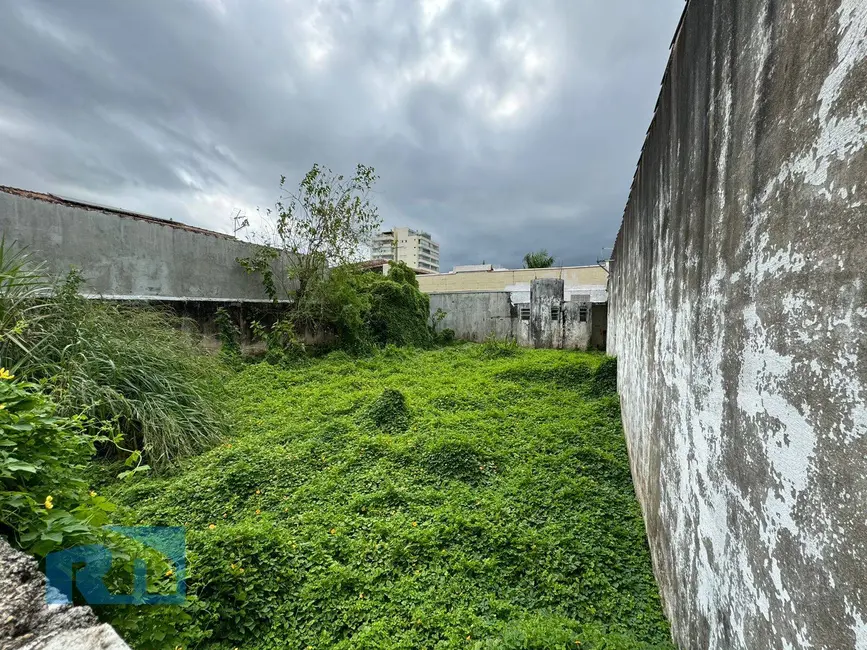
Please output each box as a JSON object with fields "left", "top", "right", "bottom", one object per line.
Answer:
{"left": 0, "top": 242, "right": 227, "bottom": 468}
{"left": 34, "top": 280, "right": 228, "bottom": 468}
{"left": 108, "top": 345, "right": 672, "bottom": 649}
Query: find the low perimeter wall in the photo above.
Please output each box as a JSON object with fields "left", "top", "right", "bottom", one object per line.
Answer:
{"left": 609, "top": 0, "right": 867, "bottom": 648}
{"left": 430, "top": 279, "right": 605, "bottom": 350}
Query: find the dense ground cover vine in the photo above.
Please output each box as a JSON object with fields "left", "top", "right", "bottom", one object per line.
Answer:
{"left": 108, "top": 345, "right": 672, "bottom": 649}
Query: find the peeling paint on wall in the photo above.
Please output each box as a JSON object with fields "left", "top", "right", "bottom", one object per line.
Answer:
{"left": 609, "top": 1, "right": 867, "bottom": 648}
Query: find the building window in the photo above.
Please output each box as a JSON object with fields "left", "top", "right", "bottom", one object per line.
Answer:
{"left": 551, "top": 305, "right": 561, "bottom": 321}
{"left": 579, "top": 305, "right": 589, "bottom": 323}
{"left": 520, "top": 307, "right": 530, "bottom": 321}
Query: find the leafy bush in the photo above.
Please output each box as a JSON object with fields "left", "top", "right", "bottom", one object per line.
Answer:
{"left": 435, "top": 328, "right": 456, "bottom": 345}
{"left": 0, "top": 372, "right": 204, "bottom": 648}
{"left": 0, "top": 373, "right": 106, "bottom": 556}
{"left": 214, "top": 307, "right": 242, "bottom": 364}
{"left": 362, "top": 388, "right": 410, "bottom": 433}
{"left": 107, "top": 347, "right": 672, "bottom": 649}
{"left": 365, "top": 270, "right": 432, "bottom": 348}
{"left": 251, "top": 318, "right": 307, "bottom": 367}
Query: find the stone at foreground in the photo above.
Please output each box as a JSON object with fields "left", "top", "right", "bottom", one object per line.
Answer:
{"left": 0, "top": 538, "right": 129, "bottom": 650}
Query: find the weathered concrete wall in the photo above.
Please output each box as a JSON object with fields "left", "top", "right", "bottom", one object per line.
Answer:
{"left": 429, "top": 292, "right": 516, "bottom": 343}
{"left": 429, "top": 280, "right": 596, "bottom": 349}
{"left": 609, "top": 1, "right": 867, "bottom": 649}
{"left": 529, "top": 278, "right": 562, "bottom": 349}
{"left": 0, "top": 538, "right": 129, "bottom": 649}
{"left": 0, "top": 187, "right": 288, "bottom": 301}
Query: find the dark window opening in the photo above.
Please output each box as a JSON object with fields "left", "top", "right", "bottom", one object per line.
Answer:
{"left": 579, "top": 306, "right": 589, "bottom": 323}
{"left": 550, "top": 305, "right": 561, "bottom": 321}
{"left": 520, "top": 307, "right": 530, "bottom": 321}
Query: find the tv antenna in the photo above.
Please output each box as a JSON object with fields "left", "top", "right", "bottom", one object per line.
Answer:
{"left": 596, "top": 247, "right": 613, "bottom": 274}
{"left": 231, "top": 209, "right": 249, "bottom": 237}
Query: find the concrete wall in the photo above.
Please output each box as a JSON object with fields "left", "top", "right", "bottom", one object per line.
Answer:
{"left": 529, "top": 278, "right": 562, "bottom": 349}
{"left": 609, "top": 1, "right": 867, "bottom": 649}
{"left": 430, "top": 292, "right": 516, "bottom": 343}
{"left": 0, "top": 187, "right": 289, "bottom": 301}
{"left": 430, "top": 279, "right": 596, "bottom": 349}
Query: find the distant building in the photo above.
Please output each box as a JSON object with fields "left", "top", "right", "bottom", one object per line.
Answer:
{"left": 371, "top": 227, "right": 440, "bottom": 273}
{"left": 417, "top": 264, "right": 609, "bottom": 303}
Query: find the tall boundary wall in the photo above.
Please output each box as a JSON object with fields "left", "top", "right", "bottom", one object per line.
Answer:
{"left": 609, "top": 1, "right": 867, "bottom": 649}
{"left": 0, "top": 186, "right": 289, "bottom": 302}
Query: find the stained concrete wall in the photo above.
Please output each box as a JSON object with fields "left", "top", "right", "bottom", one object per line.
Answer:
{"left": 529, "top": 278, "right": 562, "bottom": 349}
{"left": 429, "top": 292, "right": 516, "bottom": 343}
{"left": 609, "top": 1, "right": 867, "bottom": 648}
{"left": 0, "top": 187, "right": 289, "bottom": 301}
{"left": 429, "top": 280, "right": 596, "bottom": 349}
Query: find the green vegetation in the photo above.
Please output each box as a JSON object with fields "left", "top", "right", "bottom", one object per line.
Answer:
{"left": 1, "top": 241, "right": 228, "bottom": 646}
{"left": 1, "top": 256, "right": 227, "bottom": 470}
{"left": 2, "top": 169, "right": 668, "bottom": 649}
{"left": 234, "top": 163, "right": 436, "bottom": 356}
{"left": 522, "top": 250, "right": 556, "bottom": 269}
{"left": 106, "top": 346, "right": 672, "bottom": 649}
{"left": 0, "top": 373, "right": 107, "bottom": 556}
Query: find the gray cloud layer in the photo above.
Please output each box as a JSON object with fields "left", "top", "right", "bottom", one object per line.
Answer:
{"left": 0, "top": 0, "right": 683, "bottom": 270}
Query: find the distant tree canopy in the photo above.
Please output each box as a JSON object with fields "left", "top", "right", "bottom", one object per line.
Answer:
{"left": 523, "top": 249, "right": 556, "bottom": 269}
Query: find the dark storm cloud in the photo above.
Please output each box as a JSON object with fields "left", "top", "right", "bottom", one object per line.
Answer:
{"left": 0, "top": 0, "right": 684, "bottom": 269}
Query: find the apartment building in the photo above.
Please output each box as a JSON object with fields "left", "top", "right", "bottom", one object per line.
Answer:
{"left": 370, "top": 227, "right": 440, "bottom": 272}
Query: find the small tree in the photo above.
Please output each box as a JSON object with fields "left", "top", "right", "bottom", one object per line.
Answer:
{"left": 239, "top": 163, "right": 382, "bottom": 332}
{"left": 523, "top": 249, "right": 556, "bottom": 269}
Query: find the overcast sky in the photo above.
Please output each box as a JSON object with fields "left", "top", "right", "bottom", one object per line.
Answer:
{"left": 0, "top": 0, "right": 684, "bottom": 270}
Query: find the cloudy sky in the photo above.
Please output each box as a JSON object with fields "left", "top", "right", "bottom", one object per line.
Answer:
{"left": 0, "top": 0, "right": 683, "bottom": 271}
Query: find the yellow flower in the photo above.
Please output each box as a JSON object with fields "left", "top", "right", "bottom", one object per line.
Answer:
{"left": 255, "top": 509, "right": 261, "bottom": 515}
{"left": 44, "top": 496, "right": 54, "bottom": 510}
{"left": 330, "top": 528, "right": 336, "bottom": 535}
{"left": 412, "top": 521, "right": 418, "bottom": 527}
{"left": 89, "top": 491, "right": 97, "bottom": 497}
{"left": 208, "top": 524, "right": 216, "bottom": 530}
{"left": 165, "top": 569, "right": 173, "bottom": 577}
{"left": 0, "top": 368, "right": 14, "bottom": 381}
{"left": 231, "top": 563, "right": 236, "bottom": 569}
{"left": 255, "top": 489, "right": 261, "bottom": 494}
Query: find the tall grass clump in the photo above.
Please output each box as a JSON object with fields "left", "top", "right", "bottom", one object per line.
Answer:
{"left": 0, "top": 242, "right": 226, "bottom": 468}
{"left": 0, "top": 237, "right": 50, "bottom": 364}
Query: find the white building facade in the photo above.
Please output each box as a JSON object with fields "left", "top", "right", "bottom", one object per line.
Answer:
{"left": 371, "top": 227, "right": 440, "bottom": 273}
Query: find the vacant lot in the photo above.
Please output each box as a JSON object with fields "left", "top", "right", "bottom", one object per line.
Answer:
{"left": 109, "top": 344, "right": 671, "bottom": 649}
